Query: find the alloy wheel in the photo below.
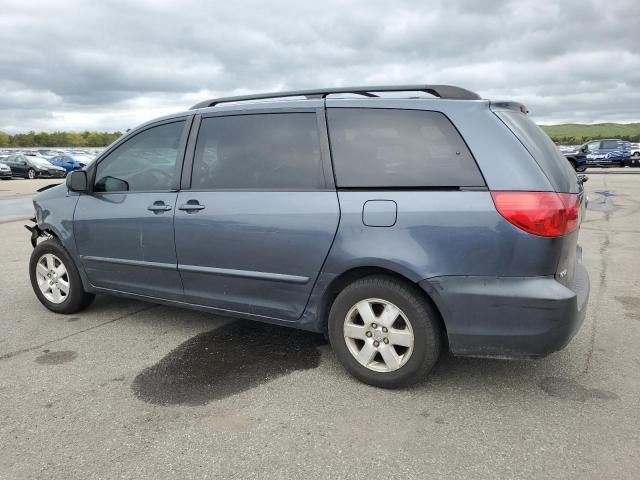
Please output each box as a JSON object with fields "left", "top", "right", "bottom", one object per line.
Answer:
{"left": 35, "top": 253, "right": 70, "bottom": 304}
{"left": 343, "top": 298, "right": 414, "bottom": 372}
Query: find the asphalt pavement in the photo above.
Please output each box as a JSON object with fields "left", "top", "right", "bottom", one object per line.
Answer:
{"left": 0, "top": 173, "right": 638, "bottom": 479}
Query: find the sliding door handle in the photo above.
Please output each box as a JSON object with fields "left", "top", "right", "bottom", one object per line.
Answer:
{"left": 147, "top": 201, "right": 172, "bottom": 213}
{"left": 178, "top": 200, "right": 205, "bottom": 212}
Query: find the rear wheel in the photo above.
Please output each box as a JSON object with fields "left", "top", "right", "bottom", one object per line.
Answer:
{"left": 29, "top": 239, "right": 95, "bottom": 314}
{"left": 328, "top": 275, "right": 442, "bottom": 388}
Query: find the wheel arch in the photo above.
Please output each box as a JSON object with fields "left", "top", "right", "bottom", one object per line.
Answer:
{"left": 34, "top": 221, "right": 94, "bottom": 292}
{"left": 316, "top": 266, "right": 448, "bottom": 346}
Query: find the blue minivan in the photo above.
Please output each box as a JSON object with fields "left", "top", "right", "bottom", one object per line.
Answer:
{"left": 27, "top": 85, "right": 590, "bottom": 387}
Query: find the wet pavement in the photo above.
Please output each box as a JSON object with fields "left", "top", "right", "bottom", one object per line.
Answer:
{"left": 132, "top": 321, "right": 326, "bottom": 406}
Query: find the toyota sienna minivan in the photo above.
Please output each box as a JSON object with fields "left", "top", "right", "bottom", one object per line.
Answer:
{"left": 27, "top": 85, "right": 589, "bottom": 388}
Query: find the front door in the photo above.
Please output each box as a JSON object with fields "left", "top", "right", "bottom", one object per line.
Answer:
{"left": 175, "top": 111, "right": 339, "bottom": 321}
{"left": 74, "top": 119, "right": 190, "bottom": 301}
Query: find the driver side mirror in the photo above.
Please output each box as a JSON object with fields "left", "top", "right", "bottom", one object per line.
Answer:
{"left": 66, "top": 170, "right": 88, "bottom": 193}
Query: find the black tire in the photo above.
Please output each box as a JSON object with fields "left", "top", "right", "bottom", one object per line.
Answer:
{"left": 29, "top": 239, "right": 95, "bottom": 314}
{"left": 328, "top": 275, "right": 442, "bottom": 388}
{"left": 26, "top": 168, "right": 36, "bottom": 179}
{"left": 576, "top": 165, "right": 587, "bottom": 173}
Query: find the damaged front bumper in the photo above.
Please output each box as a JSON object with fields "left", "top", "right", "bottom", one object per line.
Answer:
{"left": 24, "top": 217, "right": 46, "bottom": 247}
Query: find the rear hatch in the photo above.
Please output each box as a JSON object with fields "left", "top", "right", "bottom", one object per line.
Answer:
{"left": 492, "top": 107, "right": 585, "bottom": 288}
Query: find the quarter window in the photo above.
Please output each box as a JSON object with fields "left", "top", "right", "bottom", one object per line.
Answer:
{"left": 191, "top": 113, "right": 324, "bottom": 190}
{"left": 94, "top": 121, "right": 185, "bottom": 193}
{"left": 327, "top": 108, "right": 484, "bottom": 188}
{"left": 586, "top": 141, "right": 601, "bottom": 152}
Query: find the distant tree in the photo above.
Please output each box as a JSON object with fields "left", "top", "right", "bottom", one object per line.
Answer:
{"left": 1, "top": 130, "right": 122, "bottom": 147}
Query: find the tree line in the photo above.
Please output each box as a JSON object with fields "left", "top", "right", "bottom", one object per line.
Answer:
{"left": 0, "top": 131, "right": 122, "bottom": 148}
{"left": 541, "top": 123, "right": 640, "bottom": 145}
{"left": 545, "top": 134, "right": 640, "bottom": 144}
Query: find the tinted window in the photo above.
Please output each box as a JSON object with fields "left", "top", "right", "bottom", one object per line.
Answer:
{"left": 327, "top": 108, "right": 484, "bottom": 188}
{"left": 495, "top": 110, "right": 577, "bottom": 193}
{"left": 191, "top": 114, "right": 324, "bottom": 190}
{"left": 601, "top": 140, "right": 619, "bottom": 149}
{"left": 95, "top": 121, "right": 185, "bottom": 193}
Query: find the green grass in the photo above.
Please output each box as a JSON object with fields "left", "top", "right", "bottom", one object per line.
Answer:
{"left": 540, "top": 123, "right": 640, "bottom": 144}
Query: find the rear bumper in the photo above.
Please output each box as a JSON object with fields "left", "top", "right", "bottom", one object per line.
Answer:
{"left": 419, "top": 260, "right": 590, "bottom": 358}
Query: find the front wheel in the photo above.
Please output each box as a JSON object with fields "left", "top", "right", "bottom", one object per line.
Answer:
{"left": 29, "top": 239, "right": 95, "bottom": 314}
{"left": 26, "top": 168, "right": 36, "bottom": 179}
{"left": 328, "top": 275, "right": 442, "bottom": 388}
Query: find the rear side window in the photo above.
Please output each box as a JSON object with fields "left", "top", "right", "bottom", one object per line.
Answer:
{"left": 326, "top": 108, "right": 484, "bottom": 188}
{"left": 601, "top": 140, "right": 619, "bottom": 149}
{"left": 191, "top": 113, "right": 324, "bottom": 190}
{"left": 495, "top": 110, "right": 576, "bottom": 193}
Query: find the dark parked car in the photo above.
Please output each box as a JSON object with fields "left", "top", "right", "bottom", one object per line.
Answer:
{"left": 0, "top": 162, "right": 11, "bottom": 179}
{"left": 27, "top": 85, "right": 589, "bottom": 388}
{"left": 566, "top": 139, "right": 632, "bottom": 168}
{"left": 3, "top": 155, "right": 66, "bottom": 179}
{"left": 48, "top": 154, "right": 88, "bottom": 174}
{"left": 563, "top": 148, "right": 588, "bottom": 172}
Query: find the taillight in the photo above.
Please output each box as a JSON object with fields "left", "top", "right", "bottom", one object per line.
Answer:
{"left": 491, "top": 191, "right": 581, "bottom": 237}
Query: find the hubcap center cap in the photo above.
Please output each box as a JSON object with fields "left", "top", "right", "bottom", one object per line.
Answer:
{"left": 372, "top": 329, "right": 384, "bottom": 342}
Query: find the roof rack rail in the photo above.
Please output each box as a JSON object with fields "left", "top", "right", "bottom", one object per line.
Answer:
{"left": 190, "top": 84, "right": 481, "bottom": 109}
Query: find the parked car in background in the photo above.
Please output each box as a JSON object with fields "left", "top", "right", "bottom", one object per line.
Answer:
{"left": 27, "top": 84, "right": 589, "bottom": 388}
{"left": 562, "top": 147, "right": 588, "bottom": 172}
{"left": 573, "top": 139, "right": 631, "bottom": 168}
{"left": 0, "top": 162, "right": 11, "bottom": 179}
{"left": 630, "top": 143, "right": 640, "bottom": 166}
{"left": 36, "top": 149, "right": 64, "bottom": 158}
{"left": 48, "top": 154, "right": 89, "bottom": 174}
{"left": 3, "top": 154, "right": 66, "bottom": 178}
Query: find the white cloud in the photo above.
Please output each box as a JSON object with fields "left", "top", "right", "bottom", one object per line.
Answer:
{"left": 0, "top": 0, "right": 638, "bottom": 132}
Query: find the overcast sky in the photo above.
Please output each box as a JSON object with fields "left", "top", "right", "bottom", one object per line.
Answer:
{"left": 1, "top": 0, "right": 638, "bottom": 133}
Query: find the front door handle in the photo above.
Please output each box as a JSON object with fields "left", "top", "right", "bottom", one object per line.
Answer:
{"left": 147, "top": 201, "right": 172, "bottom": 213}
{"left": 178, "top": 200, "right": 205, "bottom": 212}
